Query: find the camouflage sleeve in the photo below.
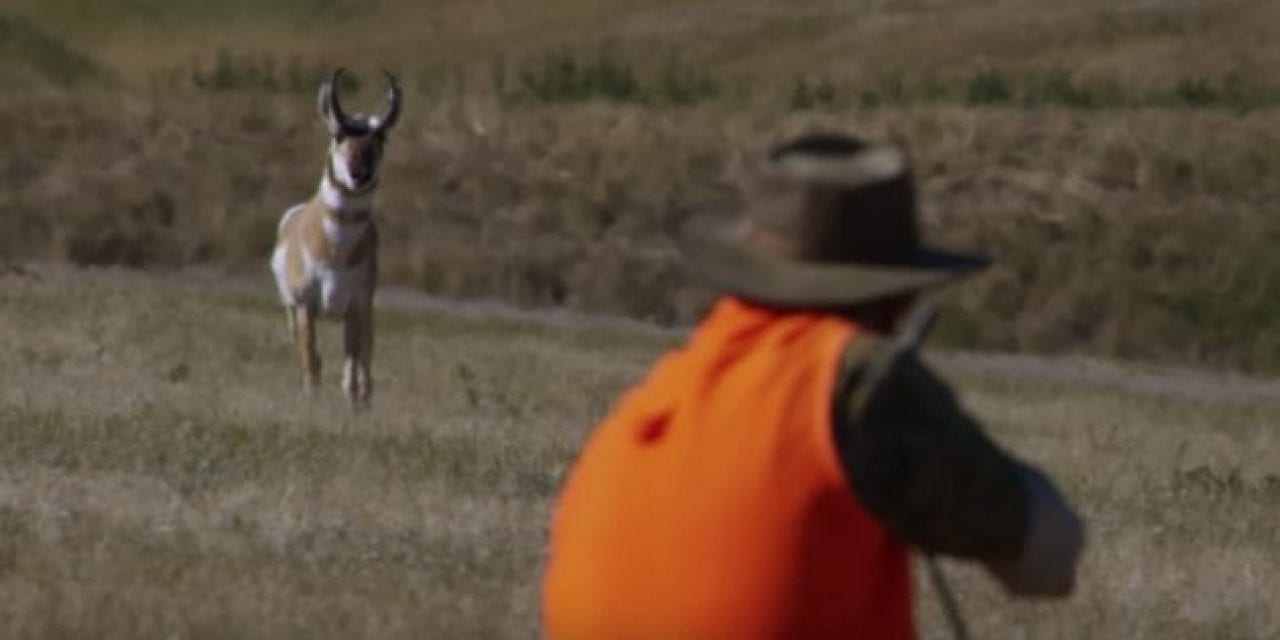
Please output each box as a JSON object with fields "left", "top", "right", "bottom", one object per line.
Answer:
{"left": 831, "top": 340, "right": 1029, "bottom": 562}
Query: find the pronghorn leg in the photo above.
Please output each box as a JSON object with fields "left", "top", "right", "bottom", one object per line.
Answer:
{"left": 342, "top": 306, "right": 366, "bottom": 409}
{"left": 295, "top": 305, "right": 320, "bottom": 395}
{"left": 285, "top": 305, "right": 297, "bottom": 339}
{"left": 358, "top": 304, "right": 373, "bottom": 406}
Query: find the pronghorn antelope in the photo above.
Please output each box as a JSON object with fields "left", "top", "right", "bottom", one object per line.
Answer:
{"left": 270, "top": 67, "right": 400, "bottom": 409}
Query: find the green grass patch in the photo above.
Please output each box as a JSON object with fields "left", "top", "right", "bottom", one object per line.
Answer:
{"left": 1172, "top": 466, "right": 1280, "bottom": 504}
{"left": 792, "top": 67, "right": 1280, "bottom": 112}
{"left": 148, "top": 49, "right": 359, "bottom": 94}
{"left": 497, "top": 46, "right": 722, "bottom": 106}
{"left": 0, "top": 11, "right": 109, "bottom": 88}
{"left": 18, "top": 0, "right": 356, "bottom": 31}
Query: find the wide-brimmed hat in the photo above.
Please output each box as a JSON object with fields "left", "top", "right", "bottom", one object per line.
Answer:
{"left": 674, "top": 133, "right": 989, "bottom": 307}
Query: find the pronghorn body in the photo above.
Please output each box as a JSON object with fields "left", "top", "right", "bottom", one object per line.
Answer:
{"left": 270, "top": 68, "right": 399, "bottom": 409}
{"left": 272, "top": 185, "right": 378, "bottom": 317}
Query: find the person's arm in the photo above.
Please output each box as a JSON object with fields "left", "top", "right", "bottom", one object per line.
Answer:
{"left": 984, "top": 464, "right": 1084, "bottom": 596}
{"left": 832, "top": 342, "right": 1084, "bottom": 596}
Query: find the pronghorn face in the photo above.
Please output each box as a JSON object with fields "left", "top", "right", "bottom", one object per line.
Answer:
{"left": 318, "top": 68, "right": 401, "bottom": 192}
{"left": 329, "top": 124, "right": 387, "bottom": 190}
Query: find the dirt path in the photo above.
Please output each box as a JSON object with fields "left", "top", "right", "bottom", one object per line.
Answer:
{"left": 377, "top": 280, "right": 1280, "bottom": 406}
{"left": 16, "top": 263, "right": 1280, "bottom": 406}
{"left": 939, "top": 350, "right": 1280, "bottom": 405}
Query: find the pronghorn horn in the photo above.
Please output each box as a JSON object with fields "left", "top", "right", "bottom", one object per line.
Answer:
{"left": 317, "top": 67, "right": 354, "bottom": 136}
{"left": 377, "top": 70, "right": 402, "bottom": 132}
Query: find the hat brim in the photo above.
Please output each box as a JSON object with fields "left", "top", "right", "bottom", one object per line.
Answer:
{"left": 674, "top": 205, "right": 990, "bottom": 307}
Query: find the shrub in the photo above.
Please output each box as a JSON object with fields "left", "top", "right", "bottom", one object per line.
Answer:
{"left": 789, "top": 76, "right": 839, "bottom": 111}
{"left": 502, "top": 47, "right": 721, "bottom": 106}
{"left": 965, "top": 68, "right": 1012, "bottom": 106}
{"left": 1171, "top": 77, "right": 1219, "bottom": 107}
{"left": 1022, "top": 69, "right": 1122, "bottom": 108}
{"left": 0, "top": 12, "right": 108, "bottom": 88}
{"left": 653, "top": 57, "right": 720, "bottom": 105}
{"left": 513, "top": 47, "right": 640, "bottom": 103}
{"left": 1157, "top": 75, "right": 1280, "bottom": 112}
{"left": 187, "top": 49, "right": 342, "bottom": 94}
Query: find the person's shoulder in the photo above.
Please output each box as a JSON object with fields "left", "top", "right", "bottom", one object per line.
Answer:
{"left": 838, "top": 330, "right": 887, "bottom": 380}
{"left": 837, "top": 330, "right": 951, "bottom": 405}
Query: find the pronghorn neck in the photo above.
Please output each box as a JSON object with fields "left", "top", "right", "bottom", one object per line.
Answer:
{"left": 319, "top": 161, "right": 375, "bottom": 222}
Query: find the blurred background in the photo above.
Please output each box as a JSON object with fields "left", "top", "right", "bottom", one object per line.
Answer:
{"left": 3, "top": 0, "right": 1280, "bottom": 371}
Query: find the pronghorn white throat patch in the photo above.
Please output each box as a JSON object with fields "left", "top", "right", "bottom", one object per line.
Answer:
{"left": 320, "top": 161, "right": 373, "bottom": 214}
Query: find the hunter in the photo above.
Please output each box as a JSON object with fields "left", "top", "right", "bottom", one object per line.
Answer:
{"left": 542, "top": 132, "right": 1085, "bottom": 639}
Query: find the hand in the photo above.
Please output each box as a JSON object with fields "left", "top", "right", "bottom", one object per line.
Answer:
{"left": 985, "top": 466, "right": 1085, "bottom": 598}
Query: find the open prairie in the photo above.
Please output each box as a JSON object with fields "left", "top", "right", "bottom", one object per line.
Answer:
{"left": 2, "top": 0, "right": 1279, "bottom": 637}
{"left": 3, "top": 0, "right": 1280, "bottom": 370}
{"left": 0, "top": 266, "right": 1277, "bottom": 638}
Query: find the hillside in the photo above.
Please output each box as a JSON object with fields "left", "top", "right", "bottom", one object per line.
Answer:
{"left": 2, "top": 0, "right": 1279, "bottom": 372}
{"left": 5, "top": 0, "right": 1279, "bottom": 94}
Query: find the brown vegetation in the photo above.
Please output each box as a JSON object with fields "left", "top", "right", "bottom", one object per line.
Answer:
{"left": 4, "top": 92, "right": 1280, "bottom": 370}
{"left": 0, "top": 267, "right": 1276, "bottom": 638}
{"left": 2, "top": 0, "right": 1279, "bottom": 372}
{"left": 1, "top": 3, "right": 1277, "bottom": 636}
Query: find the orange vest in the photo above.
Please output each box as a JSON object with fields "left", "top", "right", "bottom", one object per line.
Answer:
{"left": 543, "top": 298, "right": 913, "bottom": 640}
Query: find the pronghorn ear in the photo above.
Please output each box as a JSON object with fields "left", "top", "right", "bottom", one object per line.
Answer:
{"left": 318, "top": 67, "right": 346, "bottom": 137}
{"left": 377, "top": 70, "right": 402, "bottom": 132}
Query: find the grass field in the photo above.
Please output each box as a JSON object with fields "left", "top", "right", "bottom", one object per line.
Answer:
{"left": 2, "top": 0, "right": 1280, "bottom": 371}
{"left": 1, "top": 3, "right": 1279, "bottom": 635}
{"left": 5, "top": 0, "right": 1279, "bottom": 99}
{"left": 0, "top": 265, "right": 1276, "bottom": 638}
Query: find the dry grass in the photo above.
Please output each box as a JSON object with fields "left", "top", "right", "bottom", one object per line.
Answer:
{"left": 0, "top": 266, "right": 1277, "bottom": 638}
{"left": 5, "top": 0, "right": 1279, "bottom": 92}
{"left": 923, "top": 355, "right": 1280, "bottom": 639}
{"left": 3, "top": 0, "right": 1280, "bottom": 371}
{"left": 3, "top": 91, "right": 1279, "bottom": 369}
{"left": 0, "top": 265, "right": 653, "bottom": 639}
{"left": 1, "top": 2, "right": 1277, "bottom": 636}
